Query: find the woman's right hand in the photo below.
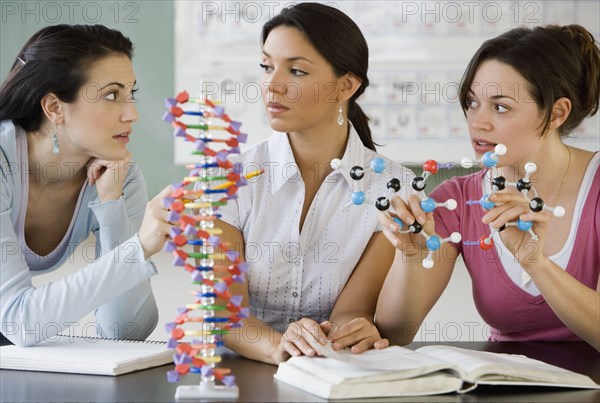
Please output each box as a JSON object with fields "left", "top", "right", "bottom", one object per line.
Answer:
{"left": 138, "top": 185, "right": 175, "bottom": 260}
{"left": 379, "top": 194, "right": 434, "bottom": 255}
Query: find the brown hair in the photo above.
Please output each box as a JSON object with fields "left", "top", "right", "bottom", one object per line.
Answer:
{"left": 459, "top": 24, "right": 600, "bottom": 136}
{"left": 262, "top": 2, "right": 377, "bottom": 150}
{"left": 0, "top": 24, "right": 134, "bottom": 132}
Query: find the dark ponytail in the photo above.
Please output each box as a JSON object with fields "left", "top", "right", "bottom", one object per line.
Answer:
{"left": 261, "top": 2, "right": 377, "bottom": 151}
{"left": 0, "top": 24, "right": 133, "bottom": 133}
{"left": 348, "top": 101, "right": 372, "bottom": 148}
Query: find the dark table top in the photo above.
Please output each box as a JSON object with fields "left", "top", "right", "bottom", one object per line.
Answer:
{"left": 1, "top": 341, "right": 599, "bottom": 402}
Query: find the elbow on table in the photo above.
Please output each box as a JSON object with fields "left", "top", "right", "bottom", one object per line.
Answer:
{"left": 1, "top": 321, "right": 54, "bottom": 347}
{"left": 376, "top": 319, "right": 418, "bottom": 346}
{"left": 1, "top": 304, "right": 51, "bottom": 347}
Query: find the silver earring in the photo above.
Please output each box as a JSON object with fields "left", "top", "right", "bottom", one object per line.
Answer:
{"left": 52, "top": 130, "right": 59, "bottom": 154}
{"left": 337, "top": 103, "right": 344, "bottom": 126}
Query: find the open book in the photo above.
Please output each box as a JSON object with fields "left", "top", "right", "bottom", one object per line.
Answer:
{"left": 274, "top": 340, "right": 600, "bottom": 399}
{"left": 0, "top": 335, "right": 172, "bottom": 376}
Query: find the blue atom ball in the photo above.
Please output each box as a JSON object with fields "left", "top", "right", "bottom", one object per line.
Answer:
{"left": 351, "top": 191, "right": 366, "bottom": 205}
{"left": 371, "top": 158, "right": 386, "bottom": 173}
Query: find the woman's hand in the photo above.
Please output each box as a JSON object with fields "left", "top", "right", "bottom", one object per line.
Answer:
{"left": 270, "top": 318, "right": 329, "bottom": 364}
{"left": 87, "top": 152, "right": 132, "bottom": 202}
{"left": 138, "top": 185, "right": 175, "bottom": 260}
{"left": 379, "top": 194, "right": 434, "bottom": 255}
{"left": 322, "top": 318, "right": 389, "bottom": 353}
{"left": 484, "top": 192, "right": 550, "bottom": 270}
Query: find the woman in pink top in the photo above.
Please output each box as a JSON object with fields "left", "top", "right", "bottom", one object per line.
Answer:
{"left": 376, "top": 24, "right": 600, "bottom": 351}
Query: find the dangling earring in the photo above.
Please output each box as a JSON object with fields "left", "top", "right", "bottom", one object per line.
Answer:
{"left": 52, "top": 130, "right": 59, "bottom": 154}
{"left": 337, "top": 103, "right": 344, "bottom": 126}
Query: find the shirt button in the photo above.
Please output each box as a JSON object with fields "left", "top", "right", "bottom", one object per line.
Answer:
{"left": 292, "top": 291, "right": 298, "bottom": 297}
{"left": 288, "top": 318, "right": 295, "bottom": 323}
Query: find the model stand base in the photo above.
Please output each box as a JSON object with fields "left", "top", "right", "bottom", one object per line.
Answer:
{"left": 175, "top": 382, "right": 239, "bottom": 401}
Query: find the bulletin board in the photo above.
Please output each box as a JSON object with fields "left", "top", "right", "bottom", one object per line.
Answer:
{"left": 174, "top": 0, "right": 600, "bottom": 164}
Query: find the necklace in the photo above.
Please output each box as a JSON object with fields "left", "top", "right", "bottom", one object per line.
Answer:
{"left": 520, "top": 146, "right": 571, "bottom": 288}
{"left": 551, "top": 146, "right": 572, "bottom": 207}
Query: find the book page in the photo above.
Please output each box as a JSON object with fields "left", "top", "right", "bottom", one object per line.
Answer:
{"left": 417, "top": 345, "right": 599, "bottom": 388}
{"left": 276, "top": 361, "right": 463, "bottom": 399}
{"left": 287, "top": 355, "right": 415, "bottom": 384}
{"left": 300, "top": 337, "right": 459, "bottom": 380}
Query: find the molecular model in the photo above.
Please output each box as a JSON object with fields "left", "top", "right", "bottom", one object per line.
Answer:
{"left": 161, "top": 91, "right": 253, "bottom": 400}
{"left": 461, "top": 144, "right": 565, "bottom": 250}
{"left": 332, "top": 158, "right": 461, "bottom": 269}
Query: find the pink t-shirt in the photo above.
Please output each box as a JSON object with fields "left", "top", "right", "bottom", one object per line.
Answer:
{"left": 431, "top": 163, "right": 599, "bottom": 342}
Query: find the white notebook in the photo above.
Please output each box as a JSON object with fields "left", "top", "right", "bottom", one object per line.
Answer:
{"left": 0, "top": 335, "right": 172, "bottom": 376}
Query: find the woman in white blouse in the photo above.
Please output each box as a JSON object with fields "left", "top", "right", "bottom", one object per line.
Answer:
{"left": 217, "top": 3, "right": 415, "bottom": 364}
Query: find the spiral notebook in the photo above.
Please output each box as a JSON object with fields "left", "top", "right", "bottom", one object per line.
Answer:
{"left": 0, "top": 335, "right": 172, "bottom": 376}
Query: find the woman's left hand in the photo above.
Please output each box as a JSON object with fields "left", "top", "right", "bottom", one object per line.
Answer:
{"left": 484, "top": 192, "right": 550, "bottom": 269}
{"left": 323, "top": 317, "right": 389, "bottom": 353}
{"left": 273, "top": 318, "right": 329, "bottom": 363}
{"left": 87, "top": 151, "right": 132, "bottom": 202}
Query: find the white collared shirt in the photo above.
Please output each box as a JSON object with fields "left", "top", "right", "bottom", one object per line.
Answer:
{"left": 219, "top": 127, "right": 415, "bottom": 333}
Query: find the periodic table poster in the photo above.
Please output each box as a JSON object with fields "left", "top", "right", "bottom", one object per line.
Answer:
{"left": 174, "top": 0, "right": 600, "bottom": 164}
